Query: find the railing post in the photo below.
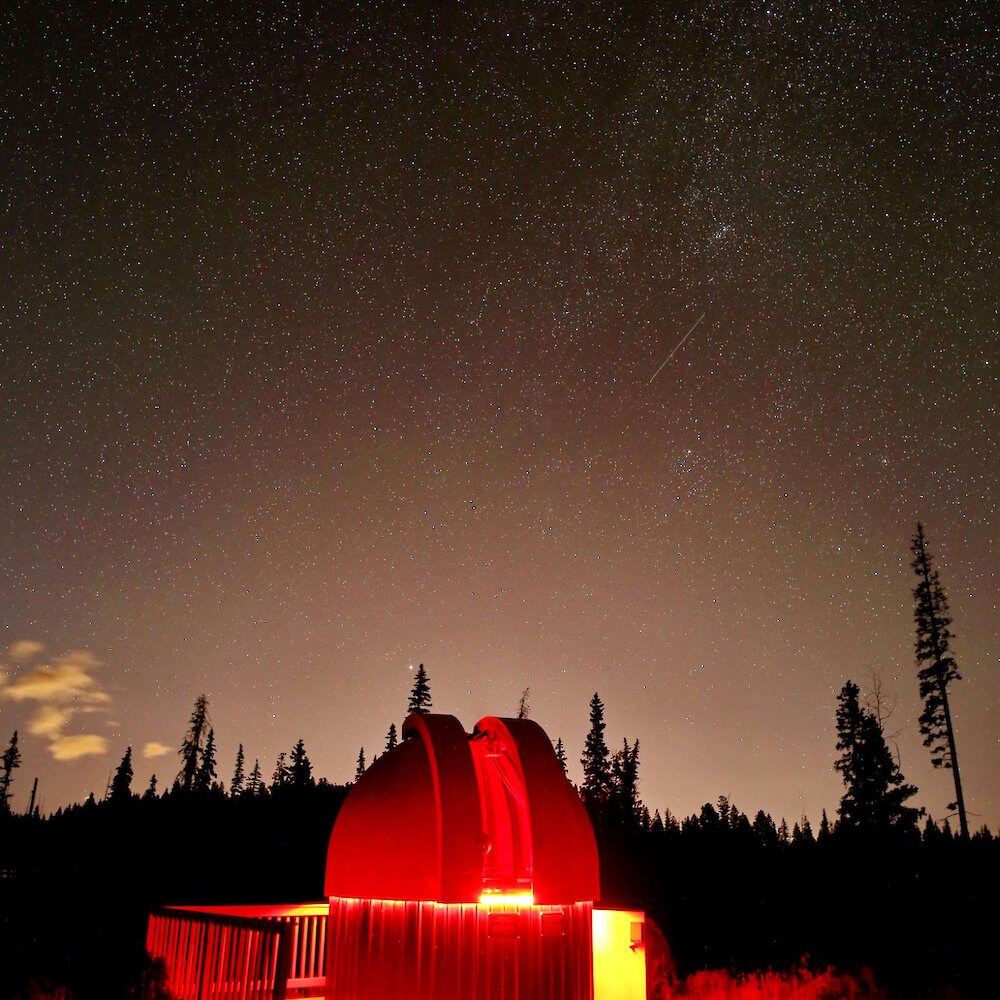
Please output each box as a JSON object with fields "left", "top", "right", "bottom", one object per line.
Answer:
{"left": 272, "top": 921, "right": 293, "bottom": 1000}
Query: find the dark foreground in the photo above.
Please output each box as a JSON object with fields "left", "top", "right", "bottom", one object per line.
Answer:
{"left": 1, "top": 792, "right": 995, "bottom": 999}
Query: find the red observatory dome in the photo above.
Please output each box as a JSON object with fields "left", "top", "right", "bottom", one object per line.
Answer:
{"left": 325, "top": 713, "right": 600, "bottom": 904}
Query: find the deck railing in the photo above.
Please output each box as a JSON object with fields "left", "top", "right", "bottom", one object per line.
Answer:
{"left": 146, "top": 903, "right": 328, "bottom": 1000}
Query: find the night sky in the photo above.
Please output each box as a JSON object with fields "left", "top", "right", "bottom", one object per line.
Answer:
{"left": 2, "top": 3, "right": 997, "bottom": 831}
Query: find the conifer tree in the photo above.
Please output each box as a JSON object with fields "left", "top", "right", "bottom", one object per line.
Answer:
{"left": 247, "top": 758, "right": 263, "bottom": 795}
{"left": 609, "top": 738, "right": 641, "bottom": 826}
{"left": 793, "top": 816, "right": 815, "bottom": 846}
{"left": 650, "top": 810, "right": 665, "bottom": 838}
{"left": 517, "top": 688, "right": 530, "bottom": 719}
{"left": 752, "top": 810, "right": 779, "bottom": 847}
{"left": 231, "top": 744, "right": 246, "bottom": 795}
{"left": 580, "top": 693, "right": 611, "bottom": 812}
{"left": 144, "top": 774, "right": 158, "bottom": 801}
{"left": 912, "top": 523, "right": 968, "bottom": 839}
{"left": 355, "top": 747, "right": 366, "bottom": 781}
{"left": 385, "top": 723, "right": 398, "bottom": 751}
{"left": 554, "top": 737, "right": 568, "bottom": 774}
{"left": 407, "top": 663, "right": 432, "bottom": 715}
{"left": 835, "top": 681, "right": 865, "bottom": 781}
{"left": 178, "top": 694, "right": 209, "bottom": 793}
{"left": 110, "top": 746, "right": 134, "bottom": 802}
{"left": 289, "top": 739, "right": 313, "bottom": 787}
{"left": 835, "top": 680, "right": 921, "bottom": 835}
{"left": 1, "top": 731, "right": 21, "bottom": 814}
{"left": 272, "top": 752, "right": 289, "bottom": 789}
{"left": 818, "top": 809, "right": 832, "bottom": 842}
{"left": 195, "top": 728, "right": 217, "bottom": 794}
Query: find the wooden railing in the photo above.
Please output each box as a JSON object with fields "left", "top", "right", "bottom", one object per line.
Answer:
{"left": 146, "top": 903, "right": 328, "bottom": 1000}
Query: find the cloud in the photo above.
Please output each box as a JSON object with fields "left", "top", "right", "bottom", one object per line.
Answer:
{"left": 49, "top": 734, "right": 109, "bottom": 761}
{"left": 1, "top": 656, "right": 110, "bottom": 705}
{"left": 28, "top": 705, "right": 70, "bottom": 738}
{"left": 0, "top": 648, "right": 112, "bottom": 763}
{"left": 142, "top": 742, "right": 171, "bottom": 759}
{"left": 8, "top": 640, "right": 45, "bottom": 662}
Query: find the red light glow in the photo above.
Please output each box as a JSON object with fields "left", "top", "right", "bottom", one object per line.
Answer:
{"left": 478, "top": 890, "right": 535, "bottom": 906}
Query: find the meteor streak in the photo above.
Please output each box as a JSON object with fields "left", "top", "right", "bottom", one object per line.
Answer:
{"left": 649, "top": 312, "right": 706, "bottom": 383}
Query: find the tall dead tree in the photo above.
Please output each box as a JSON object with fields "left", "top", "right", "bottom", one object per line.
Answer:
{"left": 911, "top": 523, "right": 968, "bottom": 839}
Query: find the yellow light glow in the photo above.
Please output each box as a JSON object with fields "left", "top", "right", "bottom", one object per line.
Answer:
{"left": 478, "top": 891, "right": 535, "bottom": 906}
{"left": 592, "top": 908, "right": 646, "bottom": 1000}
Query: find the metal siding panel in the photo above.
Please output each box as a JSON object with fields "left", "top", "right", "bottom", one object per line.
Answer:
{"left": 326, "top": 898, "right": 592, "bottom": 1000}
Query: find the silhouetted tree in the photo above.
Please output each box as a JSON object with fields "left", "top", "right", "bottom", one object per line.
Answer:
{"left": 231, "top": 744, "right": 246, "bottom": 795}
{"left": 517, "top": 688, "right": 530, "bottom": 719}
{"left": 609, "top": 738, "right": 641, "bottom": 826}
{"left": 1, "top": 730, "right": 21, "bottom": 814}
{"left": 247, "top": 758, "right": 264, "bottom": 795}
{"left": 835, "top": 680, "right": 921, "bottom": 835}
{"left": 650, "top": 809, "right": 665, "bottom": 838}
{"left": 178, "top": 694, "right": 209, "bottom": 793}
{"left": 407, "top": 663, "right": 432, "bottom": 714}
{"left": 835, "top": 679, "right": 865, "bottom": 797}
{"left": 288, "top": 739, "right": 313, "bottom": 787}
{"left": 143, "top": 774, "right": 158, "bottom": 801}
{"left": 662, "top": 808, "right": 680, "bottom": 836}
{"left": 194, "top": 728, "right": 217, "bottom": 794}
{"left": 717, "top": 794, "right": 732, "bottom": 829}
{"left": 554, "top": 737, "right": 568, "bottom": 774}
{"left": 580, "top": 692, "right": 611, "bottom": 813}
{"left": 272, "top": 752, "right": 289, "bottom": 790}
{"left": 793, "top": 816, "right": 815, "bottom": 846}
{"left": 752, "top": 810, "right": 779, "bottom": 848}
{"left": 109, "top": 746, "right": 134, "bottom": 802}
{"left": 818, "top": 808, "right": 832, "bottom": 842}
{"left": 912, "top": 523, "right": 968, "bottom": 839}
{"left": 355, "top": 747, "right": 366, "bottom": 781}
{"left": 385, "top": 723, "right": 398, "bottom": 751}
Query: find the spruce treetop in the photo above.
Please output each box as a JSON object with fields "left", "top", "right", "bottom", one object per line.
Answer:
{"left": 407, "top": 663, "right": 432, "bottom": 715}
{"left": 580, "top": 692, "right": 611, "bottom": 811}
{"left": 178, "top": 694, "right": 209, "bottom": 793}
{"left": 1, "top": 730, "right": 21, "bottom": 814}
{"left": 289, "top": 739, "right": 314, "bottom": 787}
{"left": 110, "top": 745, "right": 134, "bottom": 802}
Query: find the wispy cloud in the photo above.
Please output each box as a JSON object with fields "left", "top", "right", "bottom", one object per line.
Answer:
{"left": 3, "top": 657, "right": 110, "bottom": 705}
{"left": 8, "top": 640, "right": 46, "bottom": 662}
{"left": 27, "top": 705, "right": 71, "bottom": 739}
{"left": 142, "top": 742, "right": 171, "bottom": 759}
{"left": 50, "top": 734, "right": 109, "bottom": 761}
{"left": 0, "top": 644, "right": 111, "bottom": 762}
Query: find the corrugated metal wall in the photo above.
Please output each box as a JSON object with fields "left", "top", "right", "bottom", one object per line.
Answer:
{"left": 327, "top": 898, "right": 594, "bottom": 1000}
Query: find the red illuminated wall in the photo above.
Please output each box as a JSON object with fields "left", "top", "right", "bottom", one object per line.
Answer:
{"left": 327, "top": 897, "right": 594, "bottom": 1000}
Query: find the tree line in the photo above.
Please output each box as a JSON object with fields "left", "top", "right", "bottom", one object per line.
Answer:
{"left": 0, "top": 525, "right": 981, "bottom": 842}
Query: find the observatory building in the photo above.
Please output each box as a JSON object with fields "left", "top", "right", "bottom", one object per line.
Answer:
{"left": 147, "top": 713, "right": 647, "bottom": 999}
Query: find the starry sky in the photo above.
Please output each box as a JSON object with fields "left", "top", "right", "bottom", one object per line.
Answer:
{"left": 2, "top": 2, "right": 997, "bottom": 830}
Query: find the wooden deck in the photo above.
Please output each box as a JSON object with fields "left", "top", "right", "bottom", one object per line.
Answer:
{"left": 146, "top": 902, "right": 328, "bottom": 1000}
